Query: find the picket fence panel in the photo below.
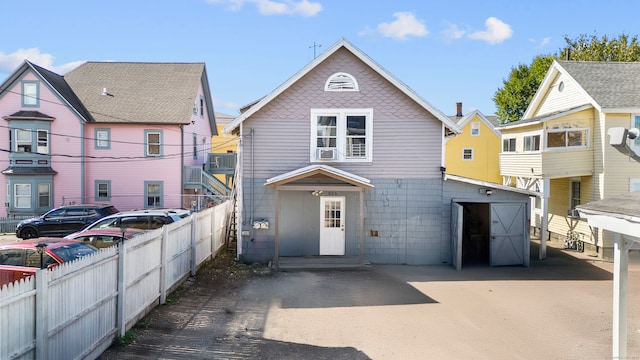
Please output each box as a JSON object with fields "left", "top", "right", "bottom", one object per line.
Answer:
{"left": 0, "top": 200, "right": 230, "bottom": 360}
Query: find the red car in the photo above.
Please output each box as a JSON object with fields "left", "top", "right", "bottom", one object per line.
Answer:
{"left": 0, "top": 238, "right": 98, "bottom": 287}
{"left": 65, "top": 227, "right": 146, "bottom": 248}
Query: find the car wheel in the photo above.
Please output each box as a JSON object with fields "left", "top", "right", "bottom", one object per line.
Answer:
{"left": 21, "top": 227, "right": 38, "bottom": 239}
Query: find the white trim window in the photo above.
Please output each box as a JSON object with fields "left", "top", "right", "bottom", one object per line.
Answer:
{"left": 502, "top": 138, "right": 516, "bottom": 152}
{"left": 546, "top": 128, "right": 588, "bottom": 149}
{"left": 631, "top": 115, "right": 640, "bottom": 154}
{"left": 463, "top": 148, "right": 473, "bottom": 160}
{"left": 38, "top": 183, "right": 50, "bottom": 207}
{"left": 15, "top": 129, "right": 32, "bottom": 152}
{"left": 523, "top": 134, "right": 540, "bottom": 152}
{"left": 36, "top": 130, "right": 48, "bottom": 154}
{"left": 470, "top": 122, "right": 480, "bottom": 136}
{"left": 311, "top": 109, "right": 373, "bottom": 162}
{"left": 14, "top": 184, "right": 31, "bottom": 209}
{"left": 631, "top": 178, "right": 640, "bottom": 192}
{"left": 324, "top": 73, "right": 359, "bottom": 91}
{"left": 145, "top": 130, "right": 162, "bottom": 157}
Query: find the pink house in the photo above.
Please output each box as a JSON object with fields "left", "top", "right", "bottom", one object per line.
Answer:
{"left": 0, "top": 61, "right": 220, "bottom": 218}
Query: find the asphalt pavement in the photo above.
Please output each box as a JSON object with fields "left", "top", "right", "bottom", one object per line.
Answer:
{"left": 97, "top": 239, "right": 640, "bottom": 360}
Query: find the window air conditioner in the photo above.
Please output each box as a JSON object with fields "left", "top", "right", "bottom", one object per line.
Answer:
{"left": 317, "top": 148, "right": 336, "bottom": 160}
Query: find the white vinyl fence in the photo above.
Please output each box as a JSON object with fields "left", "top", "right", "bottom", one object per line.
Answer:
{"left": 0, "top": 200, "right": 231, "bottom": 360}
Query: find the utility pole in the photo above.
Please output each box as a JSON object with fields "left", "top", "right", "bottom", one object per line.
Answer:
{"left": 310, "top": 42, "right": 322, "bottom": 59}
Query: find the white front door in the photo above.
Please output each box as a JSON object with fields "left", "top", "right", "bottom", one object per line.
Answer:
{"left": 319, "top": 196, "right": 345, "bottom": 255}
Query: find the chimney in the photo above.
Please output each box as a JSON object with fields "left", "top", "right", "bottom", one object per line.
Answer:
{"left": 456, "top": 102, "right": 463, "bottom": 117}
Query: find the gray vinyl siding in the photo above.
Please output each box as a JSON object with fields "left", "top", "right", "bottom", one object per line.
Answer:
{"left": 240, "top": 178, "right": 448, "bottom": 265}
{"left": 240, "top": 47, "right": 443, "bottom": 181}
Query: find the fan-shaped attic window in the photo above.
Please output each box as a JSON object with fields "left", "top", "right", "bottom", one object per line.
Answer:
{"left": 325, "top": 72, "right": 359, "bottom": 92}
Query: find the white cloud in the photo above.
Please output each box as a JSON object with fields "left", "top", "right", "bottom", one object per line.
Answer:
{"left": 442, "top": 22, "right": 466, "bottom": 41}
{"left": 377, "top": 12, "right": 428, "bottom": 40}
{"left": 207, "top": 0, "right": 322, "bottom": 16}
{"left": 538, "top": 37, "right": 551, "bottom": 48}
{"left": 0, "top": 48, "right": 83, "bottom": 74}
{"left": 468, "top": 17, "right": 512, "bottom": 45}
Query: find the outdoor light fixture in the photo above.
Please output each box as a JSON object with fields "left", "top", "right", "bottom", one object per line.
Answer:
{"left": 35, "top": 242, "right": 47, "bottom": 269}
{"left": 311, "top": 190, "right": 323, "bottom": 196}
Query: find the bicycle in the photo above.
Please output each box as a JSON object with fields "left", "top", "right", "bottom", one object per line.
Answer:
{"left": 564, "top": 230, "right": 584, "bottom": 252}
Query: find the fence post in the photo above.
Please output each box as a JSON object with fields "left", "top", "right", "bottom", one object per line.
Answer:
{"left": 35, "top": 269, "right": 48, "bottom": 360}
{"left": 211, "top": 206, "right": 217, "bottom": 254}
{"left": 116, "top": 242, "right": 126, "bottom": 337}
{"left": 159, "top": 226, "right": 168, "bottom": 304}
{"left": 191, "top": 214, "right": 197, "bottom": 276}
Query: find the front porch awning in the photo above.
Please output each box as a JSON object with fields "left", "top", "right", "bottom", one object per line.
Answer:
{"left": 265, "top": 165, "right": 373, "bottom": 271}
{"left": 264, "top": 164, "right": 374, "bottom": 189}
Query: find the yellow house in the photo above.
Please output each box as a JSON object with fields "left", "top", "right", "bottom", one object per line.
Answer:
{"left": 209, "top": 112, "right": 238, "bottom": 186}
{"left": 498, "top": 60, "right": 640, "bottom": 260}
{"left": 446, "top": 104, "right": 502, "bottom": 184}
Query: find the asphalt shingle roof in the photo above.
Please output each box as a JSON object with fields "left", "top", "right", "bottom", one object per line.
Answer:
{"left": 558, "top": 60, "right": 640, "bottom": 109}
{"left": 64, "top": 62, "right": 206, "bottom": 124}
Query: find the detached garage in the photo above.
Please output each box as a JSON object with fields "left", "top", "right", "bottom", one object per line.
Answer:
{"left": 444, "top": 174, "right": 539, "bottom": 270}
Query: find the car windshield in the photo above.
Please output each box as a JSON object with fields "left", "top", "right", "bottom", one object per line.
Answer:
{"left": 50, "top": 243, "right": 97, "bottom": 262}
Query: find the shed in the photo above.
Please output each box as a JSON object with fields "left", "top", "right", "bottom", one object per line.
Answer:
{"left": 444, "top": 174, "right": 539, "bottom": 270}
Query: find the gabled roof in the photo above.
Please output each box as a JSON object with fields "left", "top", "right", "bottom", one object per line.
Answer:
{"left": 0, "top": 61, "right": 94, "bottom": 122}
{"left": 524, "top": 60, "right": 640, "bottom": 119}
{"left": 265, "top": 164, "right": 374, "bottom": 189}
{"left": 64, "top": 62, "right": 216, "bottom": 132}
{"left": 453, "top": 109, "right": 501, "bottom": 137}
{"left": 444, "top": 173, "right": 540, "bottom": 197}
{"left": 224, "top": 38, "right": 461, "bottom": 134}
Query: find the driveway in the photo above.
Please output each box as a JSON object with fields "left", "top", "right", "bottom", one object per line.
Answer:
{"left": 98, "top": 240, "right": 640, "bottom": 359}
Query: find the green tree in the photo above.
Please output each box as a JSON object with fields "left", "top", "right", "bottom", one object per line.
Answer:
{"left": 494, "top": 33, "right": 640, "bottom": 122}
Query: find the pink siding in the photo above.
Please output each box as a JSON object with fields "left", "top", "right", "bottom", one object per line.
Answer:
{"left": 84, "top": 124, "right": 185, "bottom": 211}
{"left": 182, "top": 82, "right": 213, "bottom": 168}
{"left": 0, "top": 69, "right": 210, "bottom": 216}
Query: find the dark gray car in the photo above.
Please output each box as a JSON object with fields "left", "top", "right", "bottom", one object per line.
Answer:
{"left": 16, "top": 204, "right": 119, "bottom": 239}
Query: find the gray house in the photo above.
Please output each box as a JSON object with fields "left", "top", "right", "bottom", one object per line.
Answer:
{"left": 224, "top": 38, "right": 534, "bottom": 268}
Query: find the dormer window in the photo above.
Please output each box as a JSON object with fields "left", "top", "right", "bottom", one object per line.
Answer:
{"left": 325, "top": 72, "right": 359, "bottom": 91}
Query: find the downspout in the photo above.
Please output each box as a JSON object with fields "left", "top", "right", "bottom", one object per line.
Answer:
{"left": 250, "top": 128, "right": 254, "bottom": 229}
{"left": 236, "top": 123, "right": 244, "bottom": 257}
{"left": 80, "top": 123, "right": 85, "bottom": 204}
{"left": 180, "top": 125, "right": 184, "bottom": 206}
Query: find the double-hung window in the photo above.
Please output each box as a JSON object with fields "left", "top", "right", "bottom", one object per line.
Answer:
{"left": 145, "top": 181, "right": 163, "bottom": 208}
{"left": 145, "top": 130, "right": 162, "bottom": 157}
{"left": 311, "top": 109, "right": 372, "bottom": 162}
{"left": 38, "top": 183, "right": 50, "bottom": 207}
{"left": 96, "top": 180, "right": 111, "bottom": 201}
{"left": 22, "top": 81, "right": 38, "bottom": 107}
{"left": 95, "top": 129, "right": 110, "bottom": 149}
{"left": 15, "top": 129, "right": 32, "bottom": 153}
{"left": 14, "top": 184, "right": 31, "bottom": 209}
{"left": 36, "top": 130, "right": 48, "bottom": 154}
{"left": 470, "top": 122, "right": 480, "bottom": 136}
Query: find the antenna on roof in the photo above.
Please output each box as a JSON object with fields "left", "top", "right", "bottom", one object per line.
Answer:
{"left": 310, "top": 42, "right": 322, "bottom": 59}
{"left": 101, "top": 87, "right": 114, "bottom": 97}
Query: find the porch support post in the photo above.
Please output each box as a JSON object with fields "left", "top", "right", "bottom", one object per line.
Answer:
{"left": 359, "top": 188, "right": 364, "bottom": 265}
{"left": 612, "top": 233, "right": 630, "bottom": 359}
{"left": 539, "top": 177, "right": 550, "bottom": 260}
{"left": 274, "top": 185, "right": 280, "bottom": 271}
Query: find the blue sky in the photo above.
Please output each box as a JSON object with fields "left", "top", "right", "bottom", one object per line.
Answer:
{"left": 1, "top": 0, "right": 639, "bottom": 117}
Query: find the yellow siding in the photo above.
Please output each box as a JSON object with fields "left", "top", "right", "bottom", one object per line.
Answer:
{"left": 445, "top": 114, "right": 502, "bottom": 183}
{"left": 211, "top": 113, "right": 238, "bottom": 184}
{"left": 536, "top": 72, "right": 588, "bottom": 116}
{"left": 602, "top": 113, "right": 640, "bottom": 197}
{"left": 547, "top": 176, "right": 595, "bottom": 245}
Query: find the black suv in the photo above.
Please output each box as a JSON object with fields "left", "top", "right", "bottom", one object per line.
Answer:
{"left": 16, "top": 204, "right": 119, "bottom": 239}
